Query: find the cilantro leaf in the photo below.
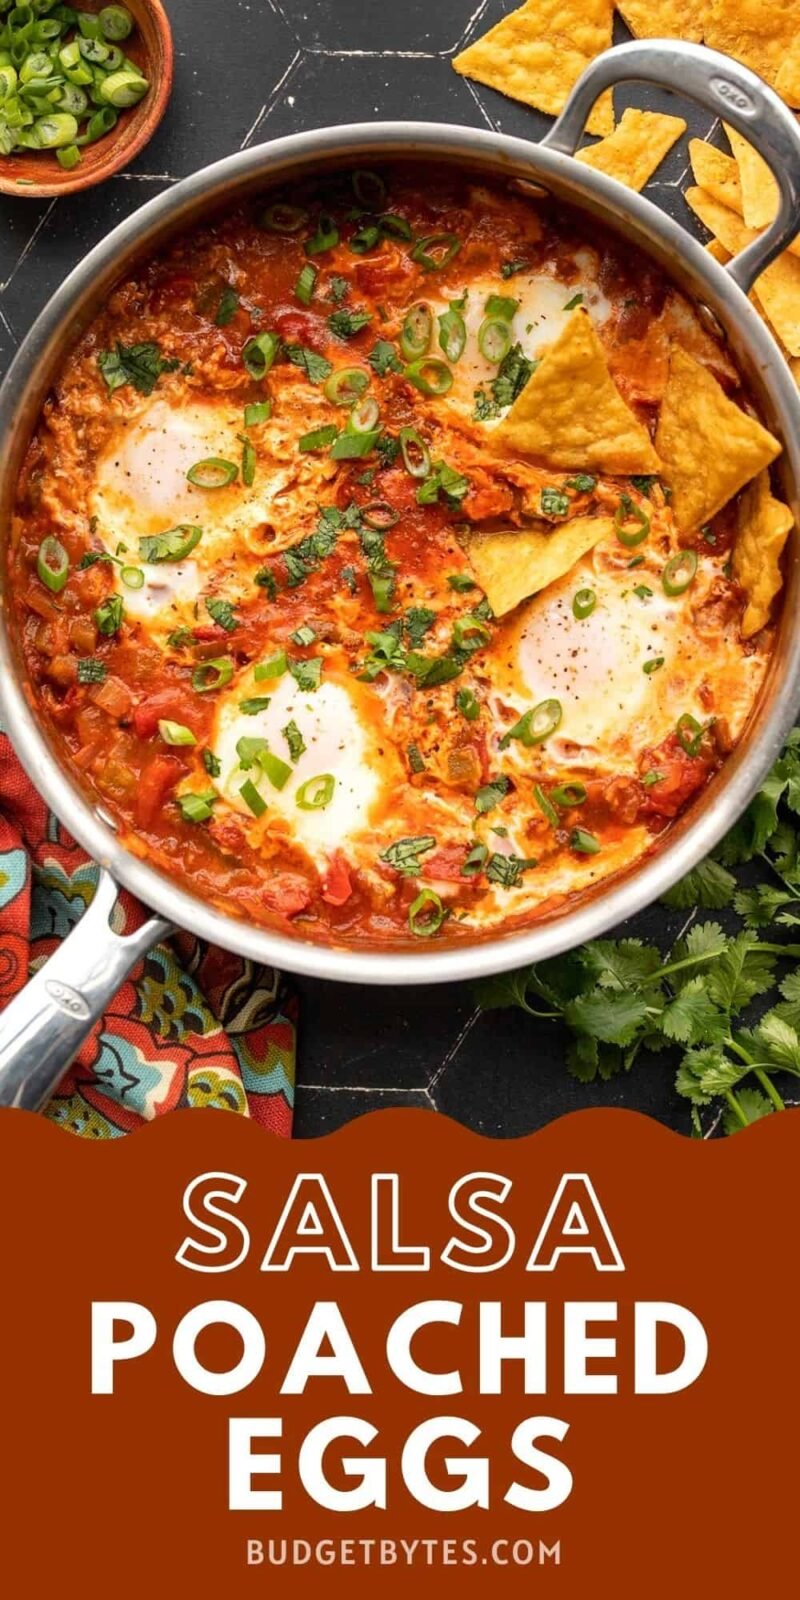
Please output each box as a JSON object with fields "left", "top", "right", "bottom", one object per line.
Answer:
{"left": 98, "top": 341, "right": 180, "bottom": 396}
{"left": 662, "top": 858, "right": 736, "bottom": 909}
{"left": 284, "top": 343, "right": 333, "bottom": 384}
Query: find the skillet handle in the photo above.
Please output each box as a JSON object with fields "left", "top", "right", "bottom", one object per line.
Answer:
{"left": 0, "top": 868, "right": 172, "bottom": 1112}
{"left": 541, "top": 39, "right": 800, "bottom": 295}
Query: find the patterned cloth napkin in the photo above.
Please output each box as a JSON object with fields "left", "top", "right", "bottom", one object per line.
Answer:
{"left": 0, "top": 729, "right": 295, "bottom": 1138}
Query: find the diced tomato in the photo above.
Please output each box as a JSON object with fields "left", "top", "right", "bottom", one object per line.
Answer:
{"left": 353, "top": 245, "right": 415, "bottom": 297}
{"left": 274, "top": 309, "right": 328, "bottom": 351}
{"left": 425, "top": 846, "right": 471, "bottom": 882}
{"left": 322, "top": 852, "right": 352, "bottom": 906}
{"left": 133, "top": 690, "right": 202, "bottom": 739}
{"left": 640, "top": 734, "right": 713, "bottom": 820}
{"left": 262, "top": 874, "right": 313, "bottom": 917}
{"left": 136, "top": 754, "right": 185, "bottom": 827}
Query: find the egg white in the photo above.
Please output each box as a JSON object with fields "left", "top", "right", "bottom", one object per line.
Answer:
{"left": 91, "top": 386, "right": 335, "bottom": 632}
{"left": 431, "top": 269, "right": 612, "bottom": 423}
{"left": 210, "top": 667, "right": 395, "bottom": 868}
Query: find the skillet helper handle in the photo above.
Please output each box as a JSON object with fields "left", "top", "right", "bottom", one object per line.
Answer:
{"left": 0, "top": 868, "right": 172, "bottom": 1111}
{"left": 542, "top": 39, "right": 800, "bottom": 294}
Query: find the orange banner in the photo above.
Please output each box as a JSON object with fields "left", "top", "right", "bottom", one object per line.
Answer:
{"left": 0, "top": 1106, "right": 795, "bottom": 1594}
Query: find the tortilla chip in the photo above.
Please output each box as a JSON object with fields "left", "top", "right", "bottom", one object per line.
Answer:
{"left": 655, "top": 346, "right": 781, "bottom": 532}
{"left": 776, "top": 47, "right": 800, "bottom": 106}
{"left": 706, "top": 238, "right": 731, "bottom": 264}
{"left": 688, "top": 140, "right": 743, "bottom": 213}
{"left": 465, "top": 515, "right": 613, "bottom": 617}
{"left": 703, "top": 0, "right": 798, "bottom": 92}
{"left": 725, "top": 124, "right": 779, "bottom": 231}
{"left": 615, "top": 0, "right": 702, "bottom": 39}
{"left": 492, "top": 310, "right": 660, "bottom": 474}
{"left": 452, "top": 0, "right": 614, "bottom": 138}
{"left": 685, "top": 186, "right": 800, "bottom": 354}
{"left": 733, "top": 471, "right": 793, "bottom": 637}
{"left": 576, "top": 108, "right": 686, "bottom": 191}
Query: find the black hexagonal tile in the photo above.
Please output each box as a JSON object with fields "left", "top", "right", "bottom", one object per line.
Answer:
{"left": 250, "top": 49, "right": 487, "bottom": 141}
{"left": 272, "top": 0, "right": 484, "bottom": 55}
{"left": 0, "top": 179, "right": 173, "bottom": 337}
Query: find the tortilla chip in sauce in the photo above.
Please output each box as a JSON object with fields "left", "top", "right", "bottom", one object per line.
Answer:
{"left": 492, "top": 310, "right": 660, "bottom": 474}
{"left": 733, "top": 471, "right": 794, "bottom": 637}
{"left": 655, "top": 347, "right": 781, "bottom": 533}
{"left": 576, "top": 108, "right": 686, "bottom": 190}
{"left": 452, "top": 0, "right": 614, "bottom": 137}
{"left": 465, "top": 515, "right": 614, "bottom": 618}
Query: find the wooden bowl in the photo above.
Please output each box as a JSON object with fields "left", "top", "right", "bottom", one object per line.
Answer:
{"left": 0, "top": 0, "right": 174, "bottom": 198}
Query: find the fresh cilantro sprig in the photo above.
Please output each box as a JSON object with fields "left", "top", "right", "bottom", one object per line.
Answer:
{"left": 474, "top": 731, "right": 800, "bottom": 1135}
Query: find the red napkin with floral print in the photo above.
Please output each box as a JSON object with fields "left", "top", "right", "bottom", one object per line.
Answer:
{"left": 0, "top": 728, "right": 295, "bottom": 1138}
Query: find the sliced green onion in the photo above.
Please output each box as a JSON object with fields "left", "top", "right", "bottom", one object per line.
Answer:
{"left": 290, "top": 624, "right": 316, "bottom": 646}
{"left": 404, "top": 357, "right": 453, "bottom": 397}
{"left": 361, "top": 500, "right": 399, "bottom": 530}
{"left": 82, "top": 106, "right": 117, "bottom": 142}
{"left": 400, "top": 301, "right": 433, "bottom": 362}
{"left": 261, "top": 202, "right": 308, "bottom": 235}
{"left": 120, "top": 564, "right": 143, "bottom": 589}
{"left": 296, "top": 773, "right": 335, "bottom": 810}
{"left": 323, "top": 366, "right": 369, "bottom": 406}
{"left": 643, "top": 656, "right": 665, "bottom": 675}
{"left": 438, "top": 305, "right": 467, "bottom": 363}
{"left": 352, "top": 168, "right": 386, "bottom": 209}
{"left": 676, "top": 712, "right": 705, "bottom": 757}
{"left": 456, "top": 686, "right": 480, "bottom": 721}
{"left": 540, "top": 486, "right": 570, "bottom": 518}
{"left": 551, "top": 783, "right": 587, "bottom": 808}
{"left": 378, "top": 213, "right": 413, "bottom": 241}
{"left": 452, "top": 615, "right": 491, "bottom": 653}
{"left": 36, "top": 535, "right": 69, "bottom": 593}
{"left": 662, "top": 548, "right": 698, "bottom": 596}
{"left": 158, "top": 719, "right": 196, "bottom": 747}
{"left": 572, "top": 588, "right": 596, "bottom": 620}
{"left": 295, "top": 262, "right": 317, "bottom": 306}
{"left": 99, "top": 70, "right": 148, "bottom": 108}
{"left": 408, "top": 887, "right": 446, "bottom": 937}
{"left": 411, "top": 233, "right": 461, "bottom": 272}
{"left": 485, "top": 293, "right": 518, "bottom": 321}
{"left": 299, "top": 424, "right": 339, "bottom": 453}
{"left": 399, "top": 426, "right": 430, "bottom": 479}
{"left": 242, "top": 331, "right": 280, "bottom": 380}
{"left": 192, "top": 657, "right": 234, "bottom": 693}
{"left": 240, "top": 777, "right": 267, "bottom": 817}
{"left": 99, "top": 7, "right": 135, "bottom": 42}
{"left": 534, "top": 784, "right": 560, "bottom": 828}
{"left": 254, "top": 650, "right": 288, "bottom": 681}
{"left": 56, "top": 142, "right": 82, "bottom": 169}
{"left": 500, "top": 698, "right": 562, "bottom": 749}
{"left": 261, "top": 749, "right": 291, "bottom": 790}
{"left": 349, "top": 222, "right": 380, "bottom": 254}
{"left": 33, "top": 111, "right": 78, "bottom": 147}
{"left": 186, "top": 457, "right": 238, "bottom": 489}
{"left": 239, "top": 433, "right": 256, "bottom": 487}
{"left": 244, "top": 400, "right": 271, "bottom": 427}
{"left": 305, "top": 211, "right": 339, "bottom": 255}
{"left": 347, "top": 394, "right": 380, "bottom": 434}
{"left": 570, "top": 827, "right": 601, "bottom": 855}
{"left": 478, "top": 317, "right": 512, "bottom": 364}
{"left": 240, "top": 697, "right": 272, "bottom": 716}
{"left": 330, "top": 430, "right": 380, "bottom": 460}
{"left": 615, "top": 494, "right": 651, "bottom": 547}
{"left": 139, "top": 525, "right": 203, "bottom": 564}
{"left": 177, "top": 790, "right": 217, "bottom": 824}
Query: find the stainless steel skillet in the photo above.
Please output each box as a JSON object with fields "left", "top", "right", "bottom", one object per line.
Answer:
{"left": 2, "top": 40, "right": 800, "bottom": 1108}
